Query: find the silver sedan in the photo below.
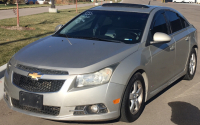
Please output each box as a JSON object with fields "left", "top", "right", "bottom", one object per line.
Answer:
{"left": 4, "top": 3, "right": 198, "bottom": 123}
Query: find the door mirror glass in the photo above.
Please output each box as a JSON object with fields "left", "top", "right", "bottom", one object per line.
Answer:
{"left": 150, "top": 32, "right": 171, "bottom": 44}
{"left": 55, "top": 24, "right": 63, "bottom": 32}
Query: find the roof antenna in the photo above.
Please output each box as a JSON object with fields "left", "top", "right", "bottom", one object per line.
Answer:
{"left": 148, "top": 0, "right": 151, "bottom": 5}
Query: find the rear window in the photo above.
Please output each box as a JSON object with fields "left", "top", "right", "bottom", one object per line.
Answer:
{"left": 179, "top": 16, "right": 190, "bottom": 28}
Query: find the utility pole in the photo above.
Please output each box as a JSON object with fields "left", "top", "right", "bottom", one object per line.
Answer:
{"left": 16, "top": 0, "right": 19, "bottom": 27}
{"left": 51, "top": 0, "right": 55, "bottom": 8}
{"left": 76, "top": 0, "right": 77, "bottom": 13}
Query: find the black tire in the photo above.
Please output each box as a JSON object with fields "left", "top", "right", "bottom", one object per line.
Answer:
{"left": 120, "top": 73, "right": 145, "bottom": 122}
{"left": 183, "top": 48, "right": 197, "bottom": 80}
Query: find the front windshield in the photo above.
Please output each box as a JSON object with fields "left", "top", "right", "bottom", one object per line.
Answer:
{"left": 56, "top": 10, "right": 149, "bottom": 44}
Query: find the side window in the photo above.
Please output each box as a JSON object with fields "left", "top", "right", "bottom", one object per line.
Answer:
{"left": 165, "top": 11, "right": 182, "bottom": 33}
{"left": 151, "top": 13, "right": 169, "bottom": 39}
{"left": 179, "top": 15, "right": 190, "bottom": 28}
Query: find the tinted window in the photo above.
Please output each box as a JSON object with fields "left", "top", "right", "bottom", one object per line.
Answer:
{"left": 151, "top": 13, "right": 168, "bottom": 38}
{"left": 179, "top": 16, "right": 189, "bottom": 28}
{"left": 57, "top": 11, "right": 149, "bottom": 44}
{"left": 165, "top": 11, "right": 182, "bottom": 33}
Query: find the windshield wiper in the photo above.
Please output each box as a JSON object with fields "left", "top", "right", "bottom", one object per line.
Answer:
{"left": 55, "top": 34, "right": 72, "bottom": 45}
{"left": 79, "top": 37, "right": 123, "bottom": 43}
{"left": 56, "top": 35, "right": 123, "bottom": 43}
{"left": 56, "top": 34, "right": 70, "bottom": 37}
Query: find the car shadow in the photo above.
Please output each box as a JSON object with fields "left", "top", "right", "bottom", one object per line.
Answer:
{"left": 146, "top": 76, "right": 184, "bottom": 105}
{"left": 152, "top": 43, "right": 171, "bottom": 52}
{"left": 168, "top": 101, "right": 200, "bottom": 125}
{"left": 48, "top": 118, "right": 120, "bottom": 124}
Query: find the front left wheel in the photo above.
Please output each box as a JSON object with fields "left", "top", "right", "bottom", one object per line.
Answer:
{"left": 120, "top": 73, "right": 145, "bottom": 122}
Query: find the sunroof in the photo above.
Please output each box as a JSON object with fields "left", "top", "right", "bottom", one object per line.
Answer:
{"left": 102, "top": 3, "right": 149, "bottom": 8}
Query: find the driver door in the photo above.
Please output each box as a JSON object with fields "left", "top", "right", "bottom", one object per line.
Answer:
{"left": 147, "top": 10, "right": 176, "bottom": 92}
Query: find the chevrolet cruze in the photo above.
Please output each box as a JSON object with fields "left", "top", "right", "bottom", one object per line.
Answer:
{"left": 4, "top": 3, "right": 198, "bottom": 122}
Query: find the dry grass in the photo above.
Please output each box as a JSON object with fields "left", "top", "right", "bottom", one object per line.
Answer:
{"left": 0, "top": 6, "right": 92, "bottom": 66}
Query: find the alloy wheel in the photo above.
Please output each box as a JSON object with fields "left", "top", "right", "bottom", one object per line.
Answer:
{"left": 129, "top": 80, "right": 143, "bottom": 115}
{"left": 189, "top": 53, "right": 196, "bottom": 75}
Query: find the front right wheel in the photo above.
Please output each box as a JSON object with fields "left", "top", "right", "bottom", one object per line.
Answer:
{"left": 120, "top": 73, "right": 145, "bottom": 122}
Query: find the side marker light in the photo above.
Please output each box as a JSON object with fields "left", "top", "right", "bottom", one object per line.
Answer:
{"left": 113, "top": 98, "right": 120, "bottom": 104}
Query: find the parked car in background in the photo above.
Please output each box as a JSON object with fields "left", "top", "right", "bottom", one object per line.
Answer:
{"left": 173, "top": 0, "right": 183, "bottom": 2}
{"left": 173, "top": 0, "right": 195, "bottom": 2}
{"left": 25, "top": 0, "right": 48, "bottom": 4}
{"left": 25, "top": 0, "right": 37, "bottom": 4}
{"left": 4, "top": 3, "right": 198, "bottom": 123}
{"left": 37, "top": 0, "right": 45, "bottom": 4}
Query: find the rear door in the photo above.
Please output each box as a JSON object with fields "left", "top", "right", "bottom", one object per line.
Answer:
{"left": 165, "top": 10, "right": 190, "bottom": 75}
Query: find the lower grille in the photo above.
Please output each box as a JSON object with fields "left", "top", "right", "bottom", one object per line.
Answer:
{"left": 12, "top": 98, "right": 60, "bottom": 116}
{"left": 13, "top": 73, "right": 65, "bottom": 93}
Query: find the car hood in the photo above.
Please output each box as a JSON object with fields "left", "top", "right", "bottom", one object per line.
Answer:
{"left": 14, "top": 36, "right": 139, "bottom": 74}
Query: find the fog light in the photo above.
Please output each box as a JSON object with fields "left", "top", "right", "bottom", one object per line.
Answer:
{"left": 86, "top": 105, "right": 99, "bottom": 114}
{"left": 91, "top": 105, "right": 98, "bottom": 112}
{"left": 73, "top": 103, "right": 108, "bottom": 115}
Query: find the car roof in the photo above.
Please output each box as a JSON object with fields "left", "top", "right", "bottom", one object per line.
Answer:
{"left": 89, "top": 3, "right": 169, "bottom": 14}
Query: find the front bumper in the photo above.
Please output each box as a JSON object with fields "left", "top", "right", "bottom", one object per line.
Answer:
{"left": 4, "top": 67, "right": 125, "bottom": 121}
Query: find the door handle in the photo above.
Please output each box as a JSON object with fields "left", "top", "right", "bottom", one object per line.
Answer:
{"left": 170, "top": 45, "right": 175, "bottom": 51}
{"left": 185, "top": 36, "right": 190, "bottom": 41}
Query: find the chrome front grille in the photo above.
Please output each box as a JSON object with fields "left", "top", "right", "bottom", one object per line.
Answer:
{"left": 13, "top": 73, "right": 65, "bottom": 93}
{"left": 17, "top": 64, "right": 68, "bottom": 75}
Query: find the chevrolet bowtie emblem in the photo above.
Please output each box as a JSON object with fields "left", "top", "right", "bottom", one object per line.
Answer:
{"left": 28, "top": 73, "right": 42, "bottom": 80}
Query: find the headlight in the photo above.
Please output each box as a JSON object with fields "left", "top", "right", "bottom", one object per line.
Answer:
{"left": 76, "top": 68, "right": 113, "bottom": 88}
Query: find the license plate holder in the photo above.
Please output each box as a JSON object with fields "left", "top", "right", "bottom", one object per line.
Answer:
{"left": 19, "top": 91, "right": 43, "bottom": 109}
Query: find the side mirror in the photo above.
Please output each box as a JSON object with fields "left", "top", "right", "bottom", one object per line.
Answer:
{"left": 150, "top": 32, "right": 171, "bottom": 44}
{"left": 55, "top": 24, "right": 63, "bottom": 32}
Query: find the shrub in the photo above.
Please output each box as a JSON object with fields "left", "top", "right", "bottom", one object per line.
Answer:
{"left": 2, "top": 0, "right": 8, "bottom": 4}
{"left": 35, "top": 1, "right": 39, "bottom": 4}
{"left": 18, "top": 0, "right": 26, "bottom": 4}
